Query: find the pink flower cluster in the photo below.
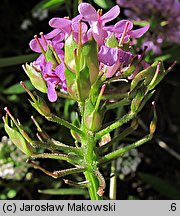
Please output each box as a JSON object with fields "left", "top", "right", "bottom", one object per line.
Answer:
{"left": 29, "top": 3, "right": 149, "bottom": 102}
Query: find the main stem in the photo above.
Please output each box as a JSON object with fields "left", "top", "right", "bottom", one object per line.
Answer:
{"left": 80, "top": 101, "right": 102, "bottom": 200}
{"left": 81, "top": 130, "right": 102, "bottom": 200}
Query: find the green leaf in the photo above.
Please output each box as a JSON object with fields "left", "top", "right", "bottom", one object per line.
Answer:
{"left": 32, "top": 0, "right": 65, "bottom": 11}
{"left": 138, "top": 172, "right": 180, "bottom": 199}
{"left": 136, "top": 90, "right": 155, "bottom": 113}
{"left": 45, "top": 46, "right": 59, "bottom": 68}
{"left": 3, "top": 80, "right": 34, "bottom": 94}
{"left": 93, "top": 0, "right": 115, "bottom": 9}
{"left": 0, "top": 54, "right": 38, "bottom": 69}
{"left": 38, "top": 188, "right": 87, "bottom": 195}
{"left": 71, "top": 114, "right": 81, "bottom": 142}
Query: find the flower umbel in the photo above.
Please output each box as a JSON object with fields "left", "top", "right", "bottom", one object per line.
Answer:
{"left": 3, "top": 3, "right": 172, "bottom": 200}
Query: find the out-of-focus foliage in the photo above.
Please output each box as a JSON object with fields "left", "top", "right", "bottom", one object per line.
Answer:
{"left": 0, "top": 136, "right": 30, "bottom": 180}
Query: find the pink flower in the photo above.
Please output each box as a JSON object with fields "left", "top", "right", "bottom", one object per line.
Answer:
{"left": 29, "top": 29, "right": 64, "bottom": 53}
{"left": 49, "top": 15, "right": 88, "bottom": 44}
{"left": 113, "top": 20, "right": 150, "bottom": 43}
{"left": 99, "top": 45, "right": 133, "bottom": 78}
{"left": 43, "top": 61, "right": 66, "bottom": 102}
{"left": 78, "top": 3, "right": 120, "bottom": 45}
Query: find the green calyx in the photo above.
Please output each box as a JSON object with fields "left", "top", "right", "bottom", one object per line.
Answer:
{"left": 3, "top": 116, "right": 34, "bottom": 156}
{"left": 45, "top": 44, "right": 61, "bottom": 68}
{"left": 23, "top": 63, "right": 47, "bottom": 93}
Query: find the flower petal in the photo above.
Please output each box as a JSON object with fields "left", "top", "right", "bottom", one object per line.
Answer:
{"left": 129, "top": 24, "right": 150, "bottom": 38}
{"left": 101, "top": 5, "right": 120, "bottom": 24}
{"left": 54, "top": 63, "right": 65, "bottom": 81}
{"left": 43, "top": 62, "right": 53, "bottom": 77}
{"left": 118, "top": 49, "right": 132, "bottom": 65}
{"left": 106, "top": 60, "right": 120, "bottom": 78}
{"left": 72, "top": 22, "right": 88, "bottom": 33}
{"left": 47, "top": 82, "right": 57, "bottom": 102}
{"left": 99, "top": 46, "right": 118, "bottom": 66}
{"left": 45, "top": 29, "right": 60, "bottom": 39}
{"left": 78, "top": 3, "right": 98, "bottom": 22}
{"left": 52, "top": 33, "right": 65, "bottom": 43}
{"left": 114, "top": 20, "right": 133, "bottom": 34}
{"left": 29, "top": 38, "right": 47, "bottom": 53}
{"left": 72, "top": 14, "right": 81, "bottom": 23}
{"left": 49, "top": 18, "right": 72, "bottom": 35}
{"left": 92, "top": 22, "right": 108, "bottom": 45}
{"left": 33, "top": 54, "right": 46, "bottom": 71}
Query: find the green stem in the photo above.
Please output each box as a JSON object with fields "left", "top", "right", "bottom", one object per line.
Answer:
{"left": 46, "top": 113, "right": 83, "bottom": 136}
{"left": 81, "top": 129, "right": 102, "bottom": 200}
{"left": 57, "top": 91, "right": 71, "bottom": 99}
{"left": 95, "top": 112, "right": 135, "bottom": 140}
{"left": 31, "top": 153, "right": 80, "bottom": 165}
{"left": 84, "top": 171, "right": 101, "bottom": 200}
{"left": 109, "top": 107, "right": 124, "bottom": 200}
{"left": 106, "top": 98, "right": 130, "bottom": 111}
{"left": 63, "top": 179, "right": 88, "bottom": 188}
{"left": 100, "top": 134, "right": 153, "bottom": 164}
{"left": 53, "top": 167, "right": 85, "bottom": 178}
{"left": 33, "top": 140, "right": 82, "bottom": 155}
{"left": 102, "top": 92, "right": 128, "bottom": 100}
{"left": 109, "top": 162, "right": 117, "bottom": 199}
{"left": 98, "top": 125, "right": 135, "bottom": 153}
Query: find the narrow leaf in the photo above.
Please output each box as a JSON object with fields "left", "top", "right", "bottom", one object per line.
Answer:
{"left": 138, "top": 172, "right": 180, "bottom": 199}
{"left": 93, "top": 0, "right": 115, "bottom": 9}
{"left": 3, "top": 80, "right": 34, "bottom": 94}
{"left": 0, "top": 54, "right": 38, "bottom": 69}
{"left": 32, "top": 0, "right": 65, "bottom": 11}
{"left": 38, "top": 188, "right": 87, "bottom": 195}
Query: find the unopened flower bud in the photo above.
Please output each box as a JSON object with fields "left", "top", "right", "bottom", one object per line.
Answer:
{"left": 85, "top": 111, "right": 103, "bottom": 132}
{"left": 82, "top": 38, "right": 99, "bottom": 84}
{"left": 3, "top": 117, "right": 34, "bottom": 156}
{"left": 149, "top": 101, "right": 157, "bottom": 135}
{"left": 23, "top": 63, "right": 47, "bottom": 93}
{"left": 64, "top": 34, "right": 77, "bottom": 72}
